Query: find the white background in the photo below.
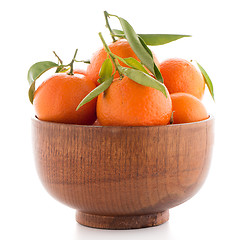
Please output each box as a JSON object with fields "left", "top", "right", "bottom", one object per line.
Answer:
{"left": 1, "top": 0, "right": 240, "bottom": 239}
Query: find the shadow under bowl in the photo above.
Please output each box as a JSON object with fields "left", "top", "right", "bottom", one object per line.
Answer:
{"left": 32, "top": 116, "right": 214, "bottom": 229}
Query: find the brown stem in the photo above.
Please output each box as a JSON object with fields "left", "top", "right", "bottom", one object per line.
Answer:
{"left": 104, "top": 11, "right": 116, "bottom": 42}
{"left": 53, "top": 51, "right": 63, "bottom": 65}
{"left": 68, "top": 49, "right": 78, "bottom": 75}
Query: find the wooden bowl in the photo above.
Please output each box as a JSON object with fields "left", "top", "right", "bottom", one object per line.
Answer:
{"left": 32, "top": 116, "right": 214, "bottom": 229}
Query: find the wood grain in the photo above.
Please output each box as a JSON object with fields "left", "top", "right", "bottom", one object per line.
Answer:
{"left": 76, "top": 210, "right": 169, "bottom": 229}
{"left": 32, "top": 116, "right": 214, "bottom": 229}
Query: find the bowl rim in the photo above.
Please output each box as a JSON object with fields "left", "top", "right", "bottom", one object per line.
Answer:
{"left": 32, "top": 114, "right": 214, "bottom": 129}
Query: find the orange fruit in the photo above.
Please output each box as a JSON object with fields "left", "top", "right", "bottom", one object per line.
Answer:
{"left": 97, "top": 76, "right": 172, "bottom": 126}
{"left": 158, "top": 58, "right": 205, "bottom": 99}
{"left": 171, "top": 92, "right": 208, "bottom": 124}
{"left": 73, "top": 69, "right": 87, "bottom": 76}
{"left": 33, "top": 73, "right": 97, "bottom": 125}
{"left": 87, "top": 39, "right": 160, "bottom": 85}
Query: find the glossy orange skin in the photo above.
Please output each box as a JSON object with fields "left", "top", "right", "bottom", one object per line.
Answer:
{"left": 33, "top": 73, "right": 97, "bottom": 125}
{"left": 159, "top": 58, "right": 205, "bottom": 99}
{"left": 73, "top": 69, "right": 87, "bottom": 76}
{"left": 87, "top": 39, "right": 160, "bottom": 86}
{"left": 171, "top": 93, "right": 208, "bottom": 124}
{"left": 97, "top": 76, "right": 172, "bottom": 126}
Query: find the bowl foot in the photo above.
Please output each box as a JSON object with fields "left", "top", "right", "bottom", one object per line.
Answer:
{"left": 76, "top": 210, "right": 169, "bottom": 230}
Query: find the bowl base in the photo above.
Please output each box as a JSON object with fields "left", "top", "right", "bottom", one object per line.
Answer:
{"left": 76, "top": 210, "right": 169, "bottom": 230}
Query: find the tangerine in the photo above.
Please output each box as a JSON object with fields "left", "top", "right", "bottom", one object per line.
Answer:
{"left": 33, "top": 73, "right": 97, "bottom": 125}
{"left": 73, "top": 69, "right": 87, "bottom": 75}
{"left": 87, "top": 39, "right": 160, "bottom": 85}
{"left": 171, "top": 92, "right": 208, "bottom": 124}
{"left": 97, "top": 76, "right": 172, "bottom": 126}
{"left": 159, "top": 58, "right": 205, "bottom": 99}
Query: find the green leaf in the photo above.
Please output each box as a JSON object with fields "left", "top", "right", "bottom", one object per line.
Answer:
{"left": 56, "top": 66, "right": 70, "bottom": 73}
{"left": 119, "top": 66, "right": 167, "bottom": 97}
{"left": 138, "top": 34, "right": 191, "bottom": 46}
{"left": 27, "top": 61, "right": 58, "bottom": 85}
{"left": 112, "top": 29, "right": 125, "bottom": 38}
{"left": 113, "top": 54, "right": 149, "bottom": 74}
{"left": 112, "top": 29, "right": 191, "bottom": 46}
{"left": 138, "top": 36, "right": 163, "bottom": 83}
{"left": 170, "top": 111, "right": 174, "bottom": 124}
{"left": 98, "top": 58, "right": 113, "bottom": 83}
{"left": 116, "top": 17, "right": 156, "bottom": 76}
{"left": 28, "top": 81, "right": 36, "bottom": 104}
{"left": 153, "top": 64, "right": 163, "bottom": 83}
{"left": 138, "top": 35, "right": 153, "bottom": 57}
{"left": 76, "top": 76, "right": 114, "bottom": 110}
{"left": 196, "top": 61, "right": 215, "bottom": 100}
{"left": 112, "top": 23, "right": 162, "bottom": 82}
{"left": 27, "top": 61, "right": 58, "bottom": 104}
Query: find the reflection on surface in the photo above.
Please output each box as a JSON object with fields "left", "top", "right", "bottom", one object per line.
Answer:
{"left": 74, "top": 221, "right": 175, "bottom": 240}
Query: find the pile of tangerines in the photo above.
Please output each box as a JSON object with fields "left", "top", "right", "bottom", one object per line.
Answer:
{"left": 28, "top": 12, "right": 214, "bottom": 126}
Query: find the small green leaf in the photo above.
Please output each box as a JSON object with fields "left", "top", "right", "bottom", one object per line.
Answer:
{"left": 119, "top": 66, "right": 167, "bottom": 97}
{"left": 116, "top": 17, "right": 156, "bottom": 76}
{"left": 112, "top": 29, "right": 191, "bottom": 46}
{"left": 138, "top": 34, "right": 191, "bottom": 46}
{"left": 27, "top": 61, "right": 58, "bottom": 85}
{"left": 98, "top": 58, "right": 113, "bottom": 83}
{"left": 74, "top": 59, "right": 91, "bottom": 64}
{"left": 76, "top": 76, "right": 114, "bottom": 110}
{"left": 122, "top": 57, "right": 149, "bottom": 74}
{"left": 112, "top": 29, "right": 125, "bottom": 38}
{"left": 196, "top": 61, "right": 215, "bottom": 100}
{"left": 27, "top": 61, "right": 58, "bottom": 104}
{"left": 113, "top": 54, "right": 149, "bottom": 74}
{"left": 56, "top": 66, "right": 70, "bottom": 73}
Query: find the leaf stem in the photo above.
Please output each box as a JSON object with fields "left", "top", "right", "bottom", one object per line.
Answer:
{"left": 98, "top": 32, "right": 123, "bottom": 79}
{"left": 68, "top": 49, "right": 78, "bottom": 75}
{"left": 53, "top": 51, "right": 63, "bottom": 65}
{"left": 104, "top": 11, "right": 116, "bottom": 42}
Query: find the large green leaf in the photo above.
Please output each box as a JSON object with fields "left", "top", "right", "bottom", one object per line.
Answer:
{"left": 27, "top": 61, "right": 58, "bottom": 104}
{"left": 138, "top": 34, "right": 191, "bottom": 46}
{"left": 112, "top": 29, "right": 191, "bottom": 46}
{"left": 138, "top": 35, "right": 153, "bottom": 57}
{"left": 196, "top": 61, "right": 215, "bottom": 100}
{"left": 111, "top": 24, "right": 163, "bottom": 82}
{"left": 138, "top": 36, "right": 163, "bottom": 83}
{"left": 27, "top": 61, "right": 58, "bottom": 85}
{"left": 116, "top": 17, "right": 156, "bottom": 76}
{"left": 76, "top": 76, "right": 114, "bottom": 110}
{"left": 119, "top": 66, "right": 167, "bottom": 97}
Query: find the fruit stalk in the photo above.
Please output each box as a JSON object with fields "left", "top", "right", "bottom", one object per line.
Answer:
{"left": 68, "top": 49, "right": 78, "bottom": 75}
{"left": 98, "top": 32, "right": 123, "bottom": 79}
{"left": 53, "top": 51, "right": 63, "bottom": 65}
{"left": 104, "top": 11, "right": 116, "bottom": 42}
